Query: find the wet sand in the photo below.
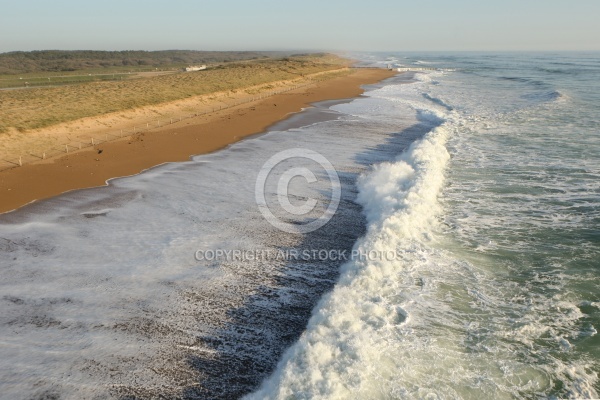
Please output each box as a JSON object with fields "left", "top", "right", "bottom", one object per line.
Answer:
{"left": 0, "top": 68, "right": 395, "bottom": 214}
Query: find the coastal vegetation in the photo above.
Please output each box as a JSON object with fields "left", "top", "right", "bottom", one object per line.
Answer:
{"left": 0, "top": 50, "right": 286, "bottom": 75}
{"left": 0, "top": 50, "right": 298, "bottom": 89}
{"left": 0, "top": 53, "right": 349, "bottom": 133}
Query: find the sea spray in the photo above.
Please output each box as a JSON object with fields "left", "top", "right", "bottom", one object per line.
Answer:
{"left": 250, "top": 52, "right": 600, "bottom": 398}
{"left": 248, "top": 117, "right": 452, "bottom": 399}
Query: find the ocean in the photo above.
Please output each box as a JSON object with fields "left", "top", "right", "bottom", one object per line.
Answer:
{"left": 249, "top": 53, "right": 600, "bottom": 399}
{"left": 0, "top": 53, "right": 598, "bottom": 399}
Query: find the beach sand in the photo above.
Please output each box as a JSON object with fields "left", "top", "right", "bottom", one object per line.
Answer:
{"left": 0, "top": 68, "right": 395, "bottom": 214}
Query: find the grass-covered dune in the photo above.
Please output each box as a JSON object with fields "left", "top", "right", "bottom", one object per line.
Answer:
{"left": 0, "top": 54, "right": 350, "bottom": 133}
{"left": 0, "top": 50, "right": 289, "bottom": 75}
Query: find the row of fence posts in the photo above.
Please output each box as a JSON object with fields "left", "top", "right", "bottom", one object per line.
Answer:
{"left": 1, "top": 80, "right": 316, "bottom": 171}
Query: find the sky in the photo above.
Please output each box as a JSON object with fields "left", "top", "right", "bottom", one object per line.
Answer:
{"left": 1, "top": 0, "right": 599, "bottom": 53}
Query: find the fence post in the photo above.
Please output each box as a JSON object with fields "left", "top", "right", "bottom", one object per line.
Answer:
{"left": 19, "top": 156, "right": 22, "bottom": 166}
{"left": 65, "top": 144, "right": 69, "bottom": 153}
{"left": 43, "top": 152, "right": 46, "bottom": 160}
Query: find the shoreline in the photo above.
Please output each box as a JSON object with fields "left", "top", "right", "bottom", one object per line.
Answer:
{"left": 0, "top": 68, "right": 396, "bottom": 214}
{"left": 0, "top": 67, "right": 350, "bottom": 171}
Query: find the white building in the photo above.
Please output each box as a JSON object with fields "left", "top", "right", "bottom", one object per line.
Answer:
{"left": 185, "top": 65, "right": 207, "bottom": 72}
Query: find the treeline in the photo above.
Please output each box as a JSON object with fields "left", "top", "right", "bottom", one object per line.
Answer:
{"left": 0, "top": 50, "right": 291, "bottom": 74}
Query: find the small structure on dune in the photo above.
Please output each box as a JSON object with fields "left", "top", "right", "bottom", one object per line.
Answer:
{"left": 184, "top": 65, "right": 207, "bottom": 72}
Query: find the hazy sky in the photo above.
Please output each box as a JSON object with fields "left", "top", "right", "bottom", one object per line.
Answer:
{"left": 1, "top": 0, "right": 598, "bottom": 53}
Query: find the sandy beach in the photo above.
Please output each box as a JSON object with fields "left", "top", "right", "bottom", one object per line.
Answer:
{"left": 0, "top": 68, "right": 395, "bottom": 214}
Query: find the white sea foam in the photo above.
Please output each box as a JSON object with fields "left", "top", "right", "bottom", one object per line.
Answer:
{"left": 0, "top": 80, "right": 419, "bottom": 398}
{"left": 249, "top": 60, "right": 599, "bottom": 399}
{"left": 249, "top": 77, "right": 456, "bottom": 399}
{"left": 2, "top": 54, "right": 599, "bottom": 398}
